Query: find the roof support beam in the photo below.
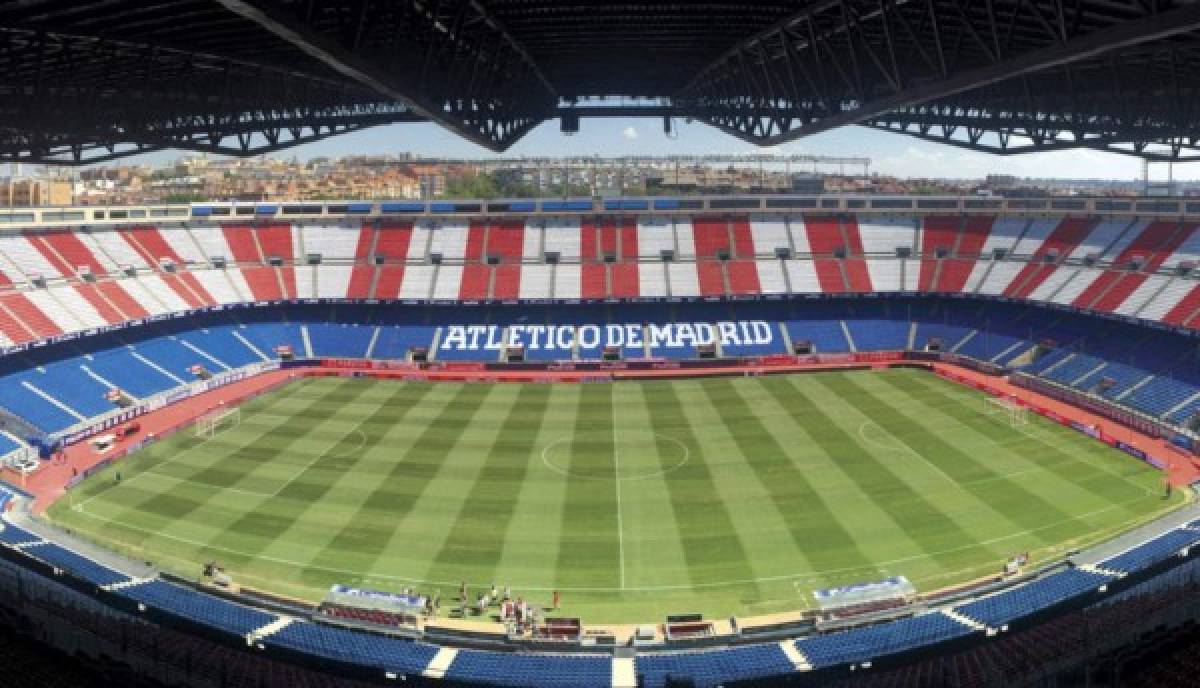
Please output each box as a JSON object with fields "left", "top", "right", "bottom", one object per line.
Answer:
{"left": 678, "top": 1, "right": 1200, "bottom": 147}
{"left": 211, "top": 0, "right": 556, "bottom": 152}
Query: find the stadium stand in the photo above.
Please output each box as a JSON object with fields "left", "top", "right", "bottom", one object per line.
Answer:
{"left": 637, "top": 643, "right": 798, "bottom": 687}
{"left": 796, "top": 612, "right": 975, "bottom": 668}
{"left": 955, "top": 569, "right": 1113, "bottom": 627}
{"left": 117, "top": 580, "right": 276, "bottom": 636}
{"left": 5, "top": 213, "right": 1200, "bottom": 684}
{"left": 445, "top": 651, "right": 612, "bottom": 688}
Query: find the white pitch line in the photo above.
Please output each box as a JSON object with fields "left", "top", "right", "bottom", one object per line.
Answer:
{"left": 613, "top": 412, "right": 626, "bottom": 591}
{"left": 858, "top": 420, "right": 959, "bottom": 487}
{"left": 66, "top": 495, "right": 1160, "bottom": 594}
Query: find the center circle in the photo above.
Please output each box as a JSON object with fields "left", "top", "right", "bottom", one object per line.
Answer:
{"left": 541, "top": 430, "right": 689, "bottom": 481}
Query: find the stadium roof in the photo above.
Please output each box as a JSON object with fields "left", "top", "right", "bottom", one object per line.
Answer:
{"left": 3, "top": 0, "right": 1200, "bottom": 163}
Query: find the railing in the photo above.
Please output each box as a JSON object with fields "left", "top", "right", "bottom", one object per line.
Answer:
{"left": 4, "top": 193, "right": 1200, "bottom": 229}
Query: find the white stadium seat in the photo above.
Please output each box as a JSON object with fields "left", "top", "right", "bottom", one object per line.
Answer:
{"left": 316, "top": 265, "right": 353, "bottom": 298}
{"left": 1049, "top": 267, "right": 1103, "bottom": 304}
{"left": 191, "top": 269, "right": 244, "bottom": 305}
{"left": 543, "top": 217, "right": 582, "bottom": 262}
{"left": 519, "top": 264, "right": 553, "bottom": 299}
{"left": 428, "top": 221, "right": 469, "bottom": 261}
{"left": 755, "top": 260, "right": 788, "bottom": 294}
{"left": 553, "top": 263, "right": 581, "bottom": 300}
{"left": 299, "top": 223, "right": 362, "bottom": 262}
{"left": 139, "top": 274, "right": 190, "bottom": 311}
{"left": 638, "top": 262, "right": 670, "bottom": 297}
{"left": 975, "top": 261, "right": 1024, "bottom": 295}
{"left": 673, "top": 218, "right": 697, "bottom": 259}
{"left": 1008, "top": 218, "right": 1058, "bottom": 257}
{"left": 637, "top": 217, "right": 676, "bottom": 259}
{"left": 859, "top": 217, "right": 917, "bottom": 255}
{"left": 156, "top": 226, "right": 209, "bottom": 265}
{"left": 400, "top": 265, "right": 436, "bottom": 300}
{"left": 521, "top": 220, "right": 545, "bottom": 262}
{"left": 1139, "top": 278, "right": 1197, "bottom": 321}
{"left": 187, "top": 225, "right": 236, "bottom": 264}
{"left": 748, "top": 215, "right": 793, "bottom": 257}
{"left": 1115, "top": 274, "right": 1171, "bottom": 316}
{"left": 76, "top": 230, "right": 128, "bottom": 272}
{"left": 785, "top": 259, "right": 822, "bottom": 293}
{"left": 294, "top": 266, "right": 317, "bottom": 299}
{"left": 866, "top": 259, "right": 902, "bottom": 291}
{"left": 0, "top": 235, "right": 63, "bottom": 279}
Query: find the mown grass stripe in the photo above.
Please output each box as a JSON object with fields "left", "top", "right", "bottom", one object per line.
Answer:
{"left": 698, "top": 377, "right": 875, "bottom": 575}
{"left": 99, "top": 378, "right": 367, "bottom": 544}
{"left": 306, "top": 383, "right": 494, "bottom": 573}
{"left": 554, "top": 384, "right": 621, "bottom": 588}
{"left": 428, "top": 384, "right": 553, "bottom": 577}
{"left": 826, "top": 374, "right": 1085, "bottom": 543}
{"left": 639, "top": 381, "right": 759, "bottom": 590}
{"left": 767, "top": 375, "right": 1004, "bottom": 571}
{"left": 897, "top": 372, "right": 1158, "bottom": 508}
{"left": 208, "top": 381, "right": 440, "bottom": 571}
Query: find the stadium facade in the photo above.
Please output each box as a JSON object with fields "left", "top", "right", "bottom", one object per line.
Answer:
{"left": 2, "top": 196, "right": 1200, "bottom": 686}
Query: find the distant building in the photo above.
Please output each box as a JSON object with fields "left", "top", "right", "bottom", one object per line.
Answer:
{"left": 0, "top": 178, "right": 72, "bottom": 207}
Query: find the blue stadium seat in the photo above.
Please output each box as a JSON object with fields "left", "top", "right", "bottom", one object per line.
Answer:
{"left": 267, "top": 621, "right": 439, "bottom": 674}
{"left": 85, "top": 348, "right": 177, "bottom": 398}
{"left": 0, "top": 520, "right": 42, "bottom": 546}
{"left": 306, "top": 323, "right": 373, "bottom": 358}
{"left": 784, "top": 320, "right": 849, "bottom": 353}
{"left": 22, "top": 542, "right": 130, "bottom": 586}
{"left": 637, "top": 644, "right": 795, "bottom": 687}
{"left": 1100, "top": 529, "right": 1200, "bottom": 574}
{"left": 954, "top": 569, "right": 1111, "bottom": 627}
{"left": 845, "top": 318, "right": 910, "bottom": 352}
{"left": 118, "top": 580, "right": 275, "bottom": 635}
{"left": 371, "top": 326, "right": 437, "bottom": 360}
{"left": 795, "top": 612, "right": 974, "bottom": 668}
{"left": 446, "top": 650, "right": 612, "bottom": 688}
{"left": 0, "top": 433, "right": 19, "bottom": 456}
{"left": 175, "top": 326, "right": 262, "bottom": 368}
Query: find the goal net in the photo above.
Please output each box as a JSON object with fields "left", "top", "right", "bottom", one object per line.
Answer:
{"left": 195, "top": 407, "right": 241, "bottom": 439}
{"left": 984, "top": 397, "right": 1028, "bottom": 427}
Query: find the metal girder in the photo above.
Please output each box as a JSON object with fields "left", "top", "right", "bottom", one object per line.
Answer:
{"left": 858, "top": 40, "right": 1200, "bottom": 161}
{"left": 0, "top": 27, "right": 420, "bottom": 163}
{"left": 0, "top": 108, "right": 418, "bottom": 165}
{"left": 211, "top": 0, "right": 557, "bottom": 152}
{"left": 677, "top": 0, "right": 1200, "bottom": 148}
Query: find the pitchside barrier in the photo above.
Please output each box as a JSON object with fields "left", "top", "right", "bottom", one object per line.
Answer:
{"left": 935, "top": 367, "right": 1174, "bottom": 471}
{"left": 55, "top": 362, "right": 279, "bottom": 447}
{"left": 64, "top": 371, "right": 297, "bottom": 491}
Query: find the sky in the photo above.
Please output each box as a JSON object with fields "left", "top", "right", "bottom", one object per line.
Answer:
{"left": 86, "top": 116, "right": 1199, "bottom": 182}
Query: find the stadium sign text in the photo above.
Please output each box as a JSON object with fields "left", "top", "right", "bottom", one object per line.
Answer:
{"left": 439, "top": 321, "right": 774, "bottom": 351}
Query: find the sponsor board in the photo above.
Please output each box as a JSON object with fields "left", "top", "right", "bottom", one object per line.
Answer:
{"left": 438, "top": 321, "right": 775, "bottom": 353}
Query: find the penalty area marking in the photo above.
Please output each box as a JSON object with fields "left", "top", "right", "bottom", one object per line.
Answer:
{"left": 65, "top": 495, "right": 1155, "bottom": 594}
{"left": 857, "top": 420, "right": 958, "bottom": 486}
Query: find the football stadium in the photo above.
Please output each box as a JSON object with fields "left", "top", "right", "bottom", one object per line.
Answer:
{"left": 5, "top": 2, "right": 1200, "bottom": 687}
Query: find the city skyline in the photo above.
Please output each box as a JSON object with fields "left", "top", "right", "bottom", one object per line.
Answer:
{"left": 59, "top": 117, "right": 1200, "bottom": 183}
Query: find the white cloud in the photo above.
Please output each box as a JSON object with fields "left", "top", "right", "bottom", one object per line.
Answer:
{"left": 622, "top": 126, "right": 639, "bottom": 141}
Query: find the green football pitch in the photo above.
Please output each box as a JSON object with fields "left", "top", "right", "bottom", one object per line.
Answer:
{"left": 49, "top": 369, "right": 1181, "bottom": 623}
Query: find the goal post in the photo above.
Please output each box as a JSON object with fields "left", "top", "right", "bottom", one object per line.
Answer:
{"left": 984, "top": 396, "right": 1029, "bottom": 427}
{"left": 195, "top": 407, "right": 241, "bottom": 439}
